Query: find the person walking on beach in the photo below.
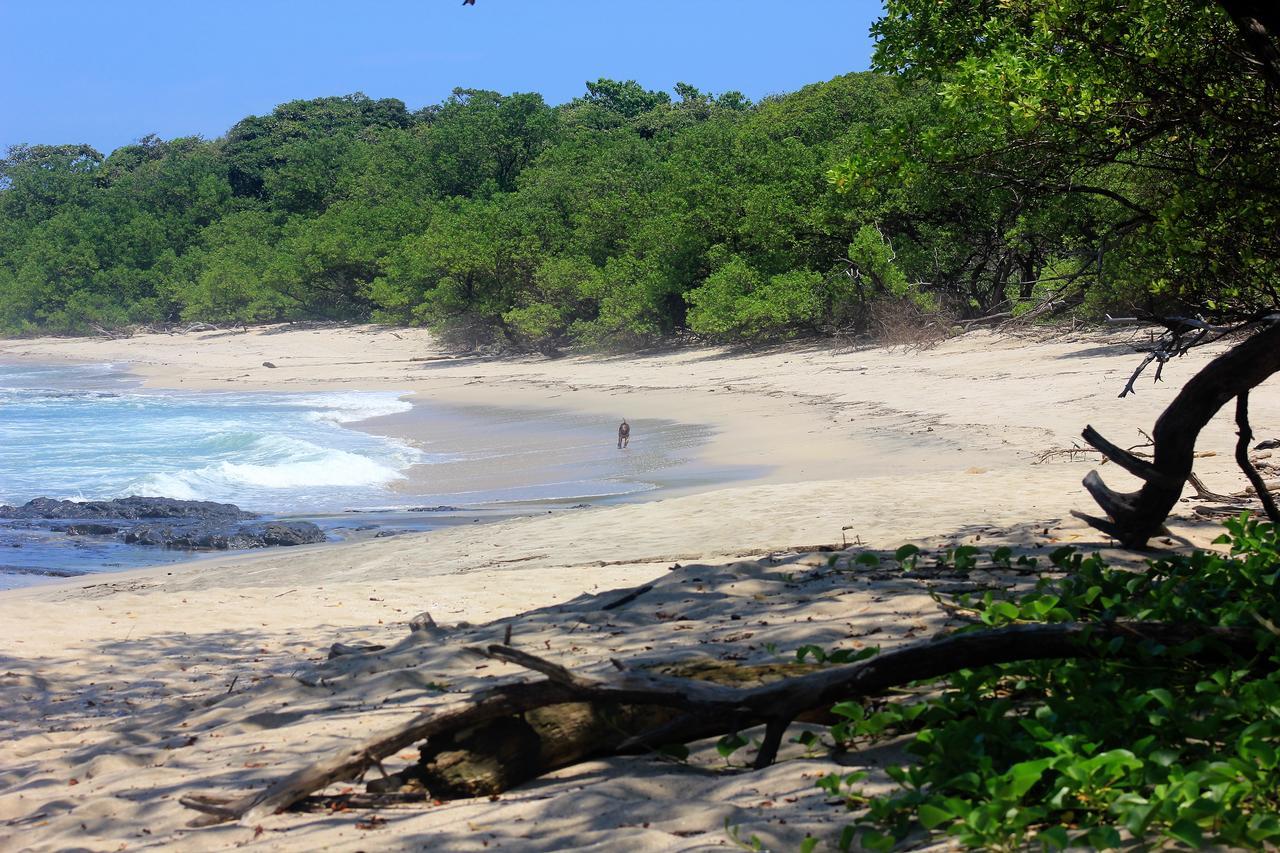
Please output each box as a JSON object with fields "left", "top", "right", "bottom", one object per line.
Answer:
{"left": 617, "top": 419, "right": 630, "bottom": 449}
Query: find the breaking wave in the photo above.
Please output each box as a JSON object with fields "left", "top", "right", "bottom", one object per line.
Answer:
{"left": 0, "top": 373, "right": 424, "bottom": 512}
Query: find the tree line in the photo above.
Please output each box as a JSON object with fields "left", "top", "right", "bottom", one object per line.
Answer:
{"left": 0, "top": 75, "right": 1132, "bottom": 349}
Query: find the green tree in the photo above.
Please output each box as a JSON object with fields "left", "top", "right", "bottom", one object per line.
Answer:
{"left": 174, "top": 211, "right": 289, "bottom": 324}
{"left": 580, "top": 78, "right": 671, "bottom": 119}
{"left": 420, "top": 89, "right": 558, "bottom": 198}
{"left": 686, "top": 254, "right": 823, "bottom": 340}
{"left": 855, "top": 0, "right": 1280, "bottom": 319}
{"left": 221, "top": 93, "right": 410, "bottom": 198}
{"left": 0, "top": 144, "right": 103, "bottom": 222}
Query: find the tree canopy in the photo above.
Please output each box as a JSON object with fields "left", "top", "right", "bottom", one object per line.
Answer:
{"left": 0, "top": 71, "right": 1127, "bottom": 347}
{"left": 841, "top": 0, "right": 1280, "bottom": 322}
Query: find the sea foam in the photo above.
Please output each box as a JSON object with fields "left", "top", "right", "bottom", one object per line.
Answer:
{"left": 0, "top": 368, "right": 424, "bottom": 512}
{"left": 126, "top": 438, "right": 409, "bottom": 502}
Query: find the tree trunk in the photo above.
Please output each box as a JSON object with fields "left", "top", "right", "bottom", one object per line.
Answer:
{"left": 1077, "top": 322, "right": 1280, "bottom": 546}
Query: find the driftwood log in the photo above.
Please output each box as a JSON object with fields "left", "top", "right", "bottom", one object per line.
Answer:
{"left": 379, "top": 659, "right": 828, "bottom": 799}
{"left": 1075, "top": 320, "right": 1280, "bottom": 547}
{"left": 180, "top": 620, "right": 1251, "bottom": 826}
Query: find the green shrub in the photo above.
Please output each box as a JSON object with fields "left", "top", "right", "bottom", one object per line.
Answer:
{"left": 822, "top": 516, "right": 1280, "bottom": 850}
{"left": 686, "top": 256, "right": 822, "bottom": 340}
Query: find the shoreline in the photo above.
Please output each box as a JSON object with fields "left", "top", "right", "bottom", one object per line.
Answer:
{"left": 0, "top": 353, "right": 761, "bottom": 589}
{"left": 2, "top": 325, "right": 1276, "bottom": 850}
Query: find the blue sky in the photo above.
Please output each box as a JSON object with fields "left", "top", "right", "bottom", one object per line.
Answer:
{"left": 2, "top": 1, "right": 883, "bottom": 155}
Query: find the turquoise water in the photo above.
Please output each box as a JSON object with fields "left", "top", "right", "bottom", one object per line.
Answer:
{"left": 0, "top": 362, "right": 427, "bottom": 513}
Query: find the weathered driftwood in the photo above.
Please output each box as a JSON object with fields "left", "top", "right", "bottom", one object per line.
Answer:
{"left": 179, "top": 621, "right": 1251, "bottom": 826}
{"left": 409, "top": 701, "right": 684, "bottom": 798}
{"left": 1075, "top": 321, "right": 1280, "bottom": 547}
{"left": 395, "top": 658, "right": 824, "bottom": 798}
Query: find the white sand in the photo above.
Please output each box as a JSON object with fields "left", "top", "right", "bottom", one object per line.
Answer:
{"left": 0, "top": 325, "right": 1273, "bottom": 851}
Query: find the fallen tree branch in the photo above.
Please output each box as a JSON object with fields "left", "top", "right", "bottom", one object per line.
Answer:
{"left": 89, "top": 323, "right": 125, "bottom": 340}
{"left": 181, "top": 620, "right": 1253, "bottom": 825}
{"left": 1193, "top": 504, "right": 1257, "bottom": 518}
{"left": 1187, "top": 472, "right": 1238, "bottom": 503}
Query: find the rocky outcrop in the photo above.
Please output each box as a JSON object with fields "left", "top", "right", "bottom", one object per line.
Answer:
{"left": 0, "top": 496, "right": 257, "bottom": 521}
{"left": 122, "top": 520, "right": 325, "bottom": 550}
{"left": 0, "top": 496, "right": 323, "bottom": 552}
{"left": 63, "top": 523, "right": 123, "bottom": 536}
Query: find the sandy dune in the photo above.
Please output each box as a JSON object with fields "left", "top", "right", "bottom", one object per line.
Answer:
{"left": 0, "top": 325, "right": 1273, "bottom": 851}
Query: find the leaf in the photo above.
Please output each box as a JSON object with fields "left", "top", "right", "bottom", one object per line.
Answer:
{"left": 829, "top": 646, "right": 879, "bottom": 664}
{"left": 795, "top": 644, "right": 825, "bottom": 663}
{"left": 1167, "top": 818, "right": 1205, "bottom": 848}
{"left": 831, "top": 701, "right": 865, "bottom": 721}
{"left": 1048, "top": 546, "right": 1076, "bottom": 565}
{"left": 1119, "top": 800, "right": 1156, "bottom": 836}
{"left": 816, "top": 773, "right": 844, "bottom": 797}
{"left": 716, "top": 732, "right": 749, "bottom": 759}
{"left": 858, "top": 829, "right": 896, "bottom": 852}
{"left": 1036, "top": 825, "right": 1070, "bottom": 850}
{"left": 917, "top": 802, "right": 953, "bottom": 829}
{"left": 1086, "top": 825, "right": 1122, "bottom": 849}
{"left": 1005, "top": 758, "right": 1051, "bottom": 798}
{"left": 990, "top": 601, "right": 1021, "bottom": 621}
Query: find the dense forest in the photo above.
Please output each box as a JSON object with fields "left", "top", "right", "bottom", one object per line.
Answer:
{"left": 7, "top": 24, "right": 1271, "bottom": 351}
{"left": 0, "top": 75, "right": 954, "bottom": 348}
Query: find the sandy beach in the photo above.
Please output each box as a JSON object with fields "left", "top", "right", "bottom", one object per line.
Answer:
{"left": 0, "top": 324, "right": 1274, "bottom": 851}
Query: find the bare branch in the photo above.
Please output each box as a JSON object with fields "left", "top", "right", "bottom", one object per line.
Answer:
{"left": 1234, "top": 391, "right": 1280, "bottom": 524}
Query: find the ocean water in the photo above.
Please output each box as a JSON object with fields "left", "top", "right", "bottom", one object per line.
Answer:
{"left": 0, "top": 360, "right": 728, "bottom": 587}
{"left": 0, "top": 362, "right": 426, "bottom": 512}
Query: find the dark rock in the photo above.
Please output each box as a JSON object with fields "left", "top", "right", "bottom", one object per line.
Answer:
{"left": 0, "top": 565, "right": 88, "bottom": 578}
{"left": 0, "top": 496, "right": 257, "bottom": 522}
{"left": 407, "top": 505, "right": 463, "bottom": 513}
{"left": 262, "top": 361, "right": 277, "bottom": 368}
{"left": 123, "top": 520, "right": 324, "bottom": 550}
{"left": 63, "top": 523, "right": 122, "bottom": 536}
{"left": 1, "top": 496, "right": 324, "bottom": 555}
{"left": 237, "top": 521, "right": 325, "bottom": 547}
